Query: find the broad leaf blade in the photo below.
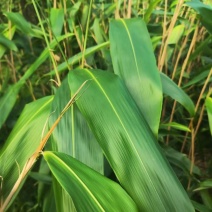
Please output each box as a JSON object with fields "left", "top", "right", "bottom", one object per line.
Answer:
{"left": 48, "top": 77, "right": 104, "bottom": 211}
{"left": 50, "top": 8, "right": 64, "bottom": 37}
{"left": 110, "top": 18, "right": 163, "bottom": 135}
{"left": 68, "top": 69, "right": 195, "bottom": 211}
{"left": 0, "top": 96, "right": 53, "bottom": 205}
{"left": 0, "top": 83, "right": 24, "bottom": 129}
{"left": 43, "top": 151, "right": 138, "bottom": 212}
{"left": 160, "top": 72, "right": 195, "bottom": 117}
{"left": 49, "top": 77, "right": 103, "bottom": 172}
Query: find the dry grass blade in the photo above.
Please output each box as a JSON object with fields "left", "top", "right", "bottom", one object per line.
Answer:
{"left": 158, "top": 0, "right": 185, "bottom": 72}
{"left": 0, "top": 80, "right": 89, "bottom": 212}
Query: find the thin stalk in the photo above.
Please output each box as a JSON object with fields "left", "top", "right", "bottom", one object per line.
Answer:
{"left": 74, "top": 24, "right": 83, "bottom": 51}
{"left": 62, "top": 0, "right": 71, "bottom": 58}
{"left": 157, "top": 0, "right": 167, "bottom": 68}
{"left": 81, "top": 0, "right": 93, "bottom": 68}
{"left": 31, "top": 0, "right": 61, "bottom": 85}
{"left": 158, "top": 0, "right": 184, "bottom": 72}
{"left": 187, "top": 124, "right": 195, "bottom": 190}
{"left": 166, "top": 23, "right": 198, "bottom": 144}
{"left": 181, "top": 68, "right": 212, "bottom": 153}
{"left": 194, "top": 88, "right": 212, "bottom": 138}
{"left": 0, "top": 81, "right": 89, "bottom": 211}
{"left": 171, "top": 16, "right": 196, "bottom": 80}
{"left": 115, "top": 0, "right": 121, "bottom": 19}
{"left": 127, "top": 0, "right": 132, "bottom": 18}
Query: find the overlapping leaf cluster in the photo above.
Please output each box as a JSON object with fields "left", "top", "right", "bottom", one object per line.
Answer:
{"left": 0, "top": 0, "right": 212, "bottom": 211}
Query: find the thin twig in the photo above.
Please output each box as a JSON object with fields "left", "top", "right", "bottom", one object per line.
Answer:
{"left": 81, "top": 0, "right": 93, "bottom": 68}
{"left": 0, "top": 80, "right": 90, "bottom": 212}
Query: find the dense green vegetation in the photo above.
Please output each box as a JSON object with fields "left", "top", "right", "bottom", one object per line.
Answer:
{"left": 0, "top": 0, "right": 212, "bottom": 211}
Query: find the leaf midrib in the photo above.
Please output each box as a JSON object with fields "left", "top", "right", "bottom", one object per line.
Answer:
{"left": 46, "top": 152, "right": 105, "bottom": 211}
{"left": 0, "top": 96, "right": 53, "bottom": 157}
{"left": 119, "top": 19, "right": 142, "bottom": 84}
{"left": 84, "top": 69, "right": 164, "bottom": 208}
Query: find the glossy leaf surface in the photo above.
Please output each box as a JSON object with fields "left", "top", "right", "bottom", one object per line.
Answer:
{"left": 49, "top": 77, "right": 103, "bottom": 172}
{"left": 43, "top": 151, "right": 138, "bottom": 212}
{"left": 50, "top": 8, "right": 64, "bottom": 37}
{"left": 110, "top": 18, "right": 162, "bottom": 135}
{"left": 68, "top": 68, "right": 194, "bottom": 211}
{"left": 48, "top": 77, "right": 104, "bottom": 210}
{"left": 0, "top": 96, "right": 53, "bottom": 204}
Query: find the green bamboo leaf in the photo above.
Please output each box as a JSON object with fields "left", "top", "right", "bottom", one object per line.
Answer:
{"left": 41, "top": 185, "right": 56, "bottom": 212}
{"left": 43, "top": 151, "right": 138, "bottom": 212}
{"left": 30, "top": 172, "right": 52, "bottom": 184}
{"left": 199, "top": 190, "right": 212, "bottom": 210}
{"left": 160, "top": 122, "right": 191, "bottom": 132}
{"left": 92, "top": 18, "right": 105, "bottom": 44}
{"left": 52, "top": 177, "right": 76, "bottom": 212}
{"left": 144, "top": 0, "right": 161, "bottom": 23}
{"left": 0, "top": 96, "right": 53, "bottom": 208}
{"left": 0, "top": 33, "right": 73, "bottom": 128}
{"left": 183, "top": 70, "right": 210, "bottom": 88}
{"left": 163, "top": 146, "right": 200, "bottom": 176}
{"left": 21, "top": 33, "right": 73, "bottom": 82}
{"left": 0, "top": 82, "right": 24, "bottom": 129}
{"left": 205, "top": 97, "right": 212, "bottom": 135}
{"left": 49, "top": 77, "right": 103, "bottom": 172}
{"left": 48, "top": 77, "right": 104, "bottom": 211}
{"left": 37, "top": 158, "right": 56, "bottom": 212}
{"left": 67, "top": 1, "right": 82, "bottom": 33}
{"left": 168, "top": 25, "right": 185, "bottom": 45}
{"left": 68, "top": 68, "right": 195, "bottom": 211}
{"left": 92, "top": 19, "right": 110, "bottom": 65}
{"left": 110, "top": 18, "right": 163, "bottom": 136}
{"left": 195, "top": 179, "right": 212, "bottom": 191}
{"left": 0, "top": 26, "right": 16, "bottom": 59}
{"left": 45, "top": 41, "right": 109, "bottom": 77}
{"left": 192, "top": 200, "right": 212, "bottom": 212}
{"left": 0, "top": 34, "right": 17, "bottom": 51}
{"left": 160, "top": 72, "right": 195, "bottom": 117}
{"left": 189, "top": 35, "right": 212, "bottom": 62}
{"left": 4, "top": 12, "right": 42, "bottom": 37}
{"left": 186, "top": 0, "right": 212, "bottom": 34}
{"left": 50, "top": 8, "right": 64, "bottom": 37}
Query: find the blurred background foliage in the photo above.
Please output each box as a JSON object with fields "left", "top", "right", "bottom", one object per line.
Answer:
{"left": 0, "top": 0, "right": 212, "bottom": 211}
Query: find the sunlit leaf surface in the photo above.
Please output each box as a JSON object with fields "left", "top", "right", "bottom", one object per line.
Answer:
{"left": 0, "top": 96, "right": 53, "bottom": 204}
{"left": 68, "top": 68, "right": 195, "bottom": 211}
{"left": 48, "top": 77, "right": 104, "bottom": 210}
{"left": 110, "top": 18, "right": 163, "bottom": 135}
{"left": 43, "top": 151, "right": 138, "bottom": 212}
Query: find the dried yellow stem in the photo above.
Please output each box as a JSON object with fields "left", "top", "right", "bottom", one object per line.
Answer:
{"left": 0, "top": 80, "right": 89, "bottom": 212}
